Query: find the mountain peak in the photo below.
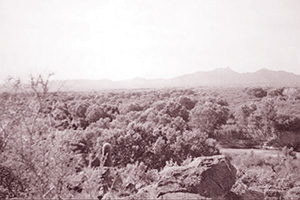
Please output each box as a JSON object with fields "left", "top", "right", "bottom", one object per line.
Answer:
{"left": 257, "top": 68, "right": 272, "bottom": 72}
{"left": 210, "top": 67, "right": 238, "bottom": 75}
{"left": 212, "top": 67, "right": 235, "bottom": 72}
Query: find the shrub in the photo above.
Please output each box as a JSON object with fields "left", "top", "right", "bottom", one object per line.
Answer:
{"left": 0, "top": 165, "right": 27, "bottom": 199}
{"left": 285, "top": 187, "right": 300, "bottom": 200}
{"left": 86, "top": 105, "right": 106, "bottom": 123}
{"left": 189, "top": 100, "right": 229, "bottom": 136}
{"left": 246, "top": 87, "right": 267, "bottom": 98}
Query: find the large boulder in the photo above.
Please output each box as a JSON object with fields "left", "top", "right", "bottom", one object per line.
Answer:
{"left": 264, "top": 189, "right": 284, "bottom": 200}
{"left": 242, "top": 189, "right": 264, "bottom": 200}
{"left": 125, "top": 155, "right": 236, "bottom": 200}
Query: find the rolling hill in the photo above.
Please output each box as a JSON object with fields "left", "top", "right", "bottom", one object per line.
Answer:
{"left": 49, "top": 68, "right": 300, "bottom": 91}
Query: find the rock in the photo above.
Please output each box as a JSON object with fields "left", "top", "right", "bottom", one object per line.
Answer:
{"left": 129, "top": 155, "right": 236, "bottom": 199}
{"left": 224, "top": 191, "right": 242, "bottom": 200}
{"left": 264, "top": 189, "right": 284, "bottom": 200}
{"left": 242, "top": 189, "right": 264, "bottom": 200}
{"left": 157, "top": 155, "right": 236, "bottom": 198}
{"left": 158, "top": 192, "right": 211, "bottom": 200}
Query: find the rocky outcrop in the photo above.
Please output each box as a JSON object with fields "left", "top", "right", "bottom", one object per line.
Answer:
{"left": 157, "top": 155, "right": 236, "bottom": 198}
{"left": 242, "top": 189, "right": 264, "bottom": 200}
{"left": 264, "top": 189, "right": 284, "bottom": 200}
{"left": 107, "top": 155, "right": 237, "bottom": 200}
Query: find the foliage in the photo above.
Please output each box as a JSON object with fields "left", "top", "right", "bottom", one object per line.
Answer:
{"left": 2, "top": 75, "right": 300, "bottom": 198}
{"left": 246, "top": 87, "right": 267, "bottom": 98}
{"left": 0, "top": 77, "right": 227, "bottom": 199}
{"left": 86, "top": 104, "right": 107, "bottom": 123}
{"left": 285, "top": 187, "right": 300, "bottom": 200}
{"left": 189, "top": 98, "right": 229, "bottom": 137}
{"left": 224, "top": 98, "right": 278, "bottom": 142}
{"left": 275, "top": 114, "right": 300, "bottom": 132}
{"left": 228, "top": 148, "right": 300, "bottom": 198}
{"left": 0, "top": 165, "right": 27, "bottom": 199}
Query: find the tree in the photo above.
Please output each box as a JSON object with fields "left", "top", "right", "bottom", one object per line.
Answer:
{"left": 233, "top": 99, "right": 277, "bottom": 140}
{"left": 86, "top": 105, "right": 106, "bottom": 124}
{"left": 257, "top": 99, "right": 277, "bottom": 138}
{"left": 73, "top": 101, "right": 90, "bottom": 118}
{"left": 246, "top": 87, "right": 267, "bottom": 98}
{"left": 275, "top": 115, "right": 300, "bottom": 132}
{"left": 0, "top": 74, "right": 79, "bottom": 199}
{"left": 163, "top": 99, "right": 189, "bottom": 121}
{"left": 189, "top": 99, "right": 229, "bottom": 136}
{"left": 178, "top": 96, "right": 196, "bottom": 110}
{"left": 235, "top": 103, "right": 257, "bottom": 127}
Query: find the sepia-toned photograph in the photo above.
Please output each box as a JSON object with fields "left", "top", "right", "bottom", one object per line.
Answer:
{"left": 1, "top": 0, "right": 300, "bottom": 199}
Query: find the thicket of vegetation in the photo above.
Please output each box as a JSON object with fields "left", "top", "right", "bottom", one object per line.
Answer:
{"left": 1, "top": 75, "right": 300, "bottom": 199}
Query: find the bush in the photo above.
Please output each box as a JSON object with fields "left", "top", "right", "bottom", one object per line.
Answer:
{"left": 246, "top": 87, "right": 267, "bottom": 98}
{"left": 86, "top": 105, "right": 106, "bottom": 123}
{"left": 0, "top": 165, "right": 27, "bottom": 199}
{"left": 285, "top": 187, "right": 300, "bottom": 200}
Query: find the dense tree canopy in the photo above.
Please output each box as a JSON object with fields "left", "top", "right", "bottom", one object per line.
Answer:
{"left": 1, "top": 76, "right": 300, "bottom": 199}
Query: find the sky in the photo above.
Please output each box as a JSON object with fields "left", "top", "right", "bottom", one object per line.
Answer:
{"left": 1, "top": 0, "right": 300, "bottom": 82}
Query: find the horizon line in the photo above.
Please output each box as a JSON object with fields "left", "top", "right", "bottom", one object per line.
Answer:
{"left": 50, "top": 67, "right": 299, "bottom": 82}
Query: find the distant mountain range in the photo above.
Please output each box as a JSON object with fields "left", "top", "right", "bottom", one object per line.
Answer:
{"left": 50, "top": 68, "right": 300, "bottom": 91}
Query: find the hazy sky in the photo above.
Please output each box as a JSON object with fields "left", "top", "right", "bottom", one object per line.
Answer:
{"left": 1, "top": 0, "right": 300, "bottom": 82}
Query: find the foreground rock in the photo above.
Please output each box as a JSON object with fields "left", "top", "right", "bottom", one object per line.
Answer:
{"left": 242, "top": 189, "right": 264, "bottom": 200}
{"left": 104, "top": 155, "right": 237, "bottom": 200}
